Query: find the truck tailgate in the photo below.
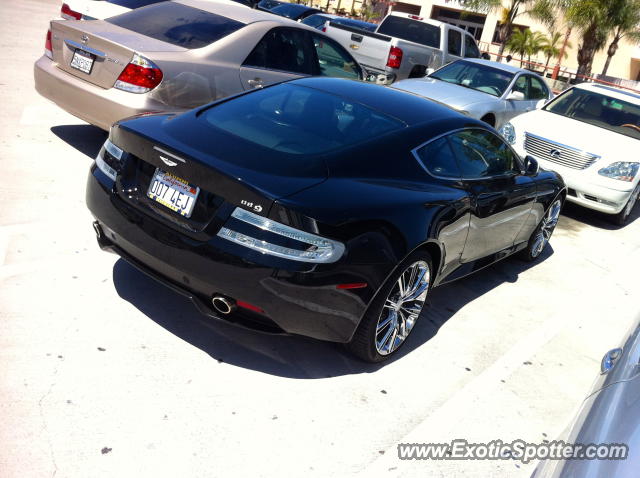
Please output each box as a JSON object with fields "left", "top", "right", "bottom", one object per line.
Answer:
{"left": 324, "top": 22, "right": 391, "bottom": 72}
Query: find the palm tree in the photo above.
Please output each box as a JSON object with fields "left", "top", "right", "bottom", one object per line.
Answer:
{"left": 541, "top": 31, "right": 572, "bottom": 71}
{"left": 601, "top": 0, "right": 640, "bottom": 75}
{"left": 562, "top": 0, "right": 616, "bottom": 79}
{"left": 506, "top": 29, "right": 546, "bottom": 67}
{"left": 463, "top": 0, "right": 556, "bottom": 60}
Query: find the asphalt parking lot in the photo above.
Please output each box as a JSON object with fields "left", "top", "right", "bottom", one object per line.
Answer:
{"left": 1, "top": 1, "right": 639, "bottom": 477}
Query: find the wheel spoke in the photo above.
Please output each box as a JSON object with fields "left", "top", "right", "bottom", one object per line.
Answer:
{"left": 376, "top": 319, "right": 395, "bottom": 352}
{"left": 386, "top": 327, "right": 399, "bottom": 353}
{"left": 376, "top": 310, "right": 395, "bottom": 334}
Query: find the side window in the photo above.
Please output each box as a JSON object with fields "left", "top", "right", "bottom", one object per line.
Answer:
{"left": 512, "top": 75, "right": 529, "bottom": 99}
{"left": 448, "top": 29, "right": 462, "bottom": 56}
{"left": 415, "top": 137, "right": 461, "bottom": 179}
{"left": 311, "top": 33, "right": 361, "bottom": 80}
{"left": 448, "top": 129, "right": 519, "bottom": 178}
{"left": 528, "top": 75, "right": 549, "bottom": 100}
{"left": 243, "top": 28, "right": 314, "bottom": 75}
{"left": 464, "top": 34, "right": 480, "bottom": 58}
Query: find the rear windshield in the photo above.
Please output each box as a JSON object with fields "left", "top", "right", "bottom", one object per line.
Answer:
{"left": 107, "top": 2, "right": 245, "bottom": 49}
{"left": 377, "top": 16, "right": 440, "bottom": 47}
{"left": 201, "top": 84, "right": 405, "bottom": 155}
{"left": 544, "top": 87, "right": 640, "bottom": 140}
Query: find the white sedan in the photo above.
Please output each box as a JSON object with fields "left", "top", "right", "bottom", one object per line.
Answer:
{"left": 500, "top": 83, "right": 640, "bottom": 225}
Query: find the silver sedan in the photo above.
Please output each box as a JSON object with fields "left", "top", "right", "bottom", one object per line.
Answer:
{"left": 393, "top": 59, "right": 553, "bottom": 129}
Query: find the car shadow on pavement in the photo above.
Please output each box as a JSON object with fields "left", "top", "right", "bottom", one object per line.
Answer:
{"left": 50, "top": 124, "right": 107, "bottom": 159}
{"left": 560, "top": 201, "right": 639, "bottom": 229}
{"left": 112, "top": 246, "right": 553, "bottom": 379}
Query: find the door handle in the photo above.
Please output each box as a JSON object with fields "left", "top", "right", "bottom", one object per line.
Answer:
{"left": 247, "top": 78, "right": 263, "bottom": 88}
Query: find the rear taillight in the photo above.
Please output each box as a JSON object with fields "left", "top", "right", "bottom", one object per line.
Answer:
{"left": 61, "top": 3, "right": 82, "bottom": 20}
{"left": 114, "top": 53, "right": 163, "bottom": 93}
{"left": 96, "top": 139, "right": 125, "bottom": 181}
{"left": 218, "top": 208, "right": 345, "bottom": 264}
{"left": 408, "top": 15, "right": 423, "bottom": 20}
{"left": 387, "top": 46, "right": 403, "bottom": 69}
{"left": 45, "top": 29, "right": 53, "bottom": 59}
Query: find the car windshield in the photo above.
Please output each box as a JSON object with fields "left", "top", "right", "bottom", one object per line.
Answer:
{"left": 544, "top": 87, "right": 640, "bottom": 140}
{"left": 377, "top": 16, "right": 440, "bottom": 48}
{"left": 430, "top": 60, "right": 515, "bottom": 97}
{"left": 107, "top": 2, "right": 245, "bottom": 49}
{"left": 201, "top": 84, "right": 406, "bottom": 155}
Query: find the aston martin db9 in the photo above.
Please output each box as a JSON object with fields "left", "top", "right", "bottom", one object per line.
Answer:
{"left": 87, "top": 77, "right": 565, "bottom": 362}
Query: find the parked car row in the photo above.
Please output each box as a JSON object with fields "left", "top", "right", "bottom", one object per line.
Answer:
{"left": 35, "top": 0, "right": 638, "bottom": 362}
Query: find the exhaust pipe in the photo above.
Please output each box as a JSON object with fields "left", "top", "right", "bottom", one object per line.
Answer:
{"left": 212, "top": 296, "right": 237, "bottom": 315}
{"left": 93, "top": 221, "right": 103, "bottom": 240}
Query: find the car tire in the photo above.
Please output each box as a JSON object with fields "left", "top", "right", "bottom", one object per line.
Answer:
{"left": 520, "top": 198, "right": 562, "bottom": 262}
{"left": 347, "top": 251, "right": 433, "bottom": 362}
{"left": 611, "top": 183, "right": 639, "bottom": 226}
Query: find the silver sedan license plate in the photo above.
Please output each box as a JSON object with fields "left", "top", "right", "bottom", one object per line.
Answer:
{"left": 147, "top": 169, "right": 200, "bottom": 218}
{"left": 70, "top": 49, "right": 94, "bottom": 74}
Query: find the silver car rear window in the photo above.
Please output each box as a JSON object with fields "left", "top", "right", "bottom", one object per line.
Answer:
{"left": 107, "top": 2, "right": 245, "bottom": 49}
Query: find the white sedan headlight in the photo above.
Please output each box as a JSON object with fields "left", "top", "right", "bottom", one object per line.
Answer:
{"left": 498, "top": 122, "right": 516, "bottom": 145}
{"left": 598, "top": 162, "right": 639, "bottom": 182}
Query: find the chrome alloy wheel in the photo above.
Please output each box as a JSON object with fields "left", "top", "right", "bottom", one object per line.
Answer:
{"left": 531, "top": 199, "right": 561, "bottom": 258}
{"left": 375, "top": 260, "right": 430, "bottom": 355}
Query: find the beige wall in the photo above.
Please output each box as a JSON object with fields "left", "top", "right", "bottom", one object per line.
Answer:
{"left": 386, "top": 0, "right": 639, "bottom": 81}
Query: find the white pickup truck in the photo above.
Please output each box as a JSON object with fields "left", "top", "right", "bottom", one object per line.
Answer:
{"left": 324, "top": 12, "right": 484, "bottom": 83}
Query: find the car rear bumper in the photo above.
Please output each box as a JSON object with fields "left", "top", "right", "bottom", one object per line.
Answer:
{"left": 34, "top": 55, "right": 171, "bottom": 130}
{"left": 86, "top": 168, "right": 370, "bottom": 343}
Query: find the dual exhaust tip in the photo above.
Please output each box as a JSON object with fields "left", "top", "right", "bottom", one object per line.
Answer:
{"left": 212, "top": 295, "right": 237, "bottom": 315}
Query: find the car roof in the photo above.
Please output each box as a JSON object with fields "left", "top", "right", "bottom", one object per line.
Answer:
{"left": 176, "top": 0, "right": 304, "bottom": 25}
{"left": 573, "top": 82, "right": 640, "bottom": 105}
{"left": 289, "top": 77, "right": 467, "bottom": 126}
{"left": 459, "top": 58, "right": 536, "bottom": 75}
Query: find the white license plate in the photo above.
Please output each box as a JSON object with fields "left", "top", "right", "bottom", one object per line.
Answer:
{"left": 70, "top": 49, "right": 94, "bottom": 74}
{"left": 147, "top": 169, "right": 200, "bottom": 218}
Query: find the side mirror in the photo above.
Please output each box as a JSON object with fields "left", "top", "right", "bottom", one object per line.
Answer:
{"left": 524, "top": 155, "right": 539, "bottom": 175}
{"left": 507, "top": 90, "right": 526, "bottom": 101}
{"left": 481, "top": 52, "right": 491, "bottom": 60}
{"left": 425, "top": 67, "right": 435, "bottom": 76}
{"left": 535, "top": 98, "right": 547, "bottom": 109}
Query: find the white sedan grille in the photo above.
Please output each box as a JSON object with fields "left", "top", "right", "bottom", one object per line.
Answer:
{"left": 524, "top": 133, "right": 600, "bottom": 170}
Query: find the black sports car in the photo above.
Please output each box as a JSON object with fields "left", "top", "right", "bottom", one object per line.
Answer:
{"left": 87, "top": 77, "right": 565, "bottom": 362}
